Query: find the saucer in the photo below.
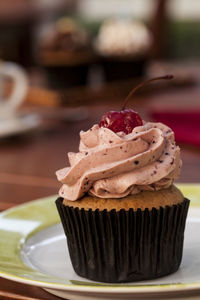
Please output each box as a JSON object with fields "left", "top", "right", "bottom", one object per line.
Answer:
{"left": 0, "top": 113, "right": 41, "bottom": 138}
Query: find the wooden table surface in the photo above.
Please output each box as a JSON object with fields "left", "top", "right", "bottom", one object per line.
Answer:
{"left": 0, "top": 81, "right": 200, "bottom": 299}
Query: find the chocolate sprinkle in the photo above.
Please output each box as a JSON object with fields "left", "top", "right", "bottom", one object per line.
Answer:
{"left": 165, "top": 152, "right": 169, "bottom": 155}
{"left": 134, "top": 160, "right": 139, "bottom": 165}
{"left": 85, "top": 152, "right": 88, "bottom": 155}
{"left": 158, "top": 160, "right": 163, "bottom": 163}
{"left": 109, "top": 140, "right": 113, "bottom": 143}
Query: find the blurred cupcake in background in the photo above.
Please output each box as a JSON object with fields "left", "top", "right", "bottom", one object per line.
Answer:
{"left": 95, "top": 18, "right": 152, "bottom": 81}
{"left": 38, "top": 17, "right": 95, "bottom": 89}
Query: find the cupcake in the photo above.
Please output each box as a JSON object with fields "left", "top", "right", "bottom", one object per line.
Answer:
{"left": 56, "top": 76, "right": 189, "bottom": 283}
{"left": 95, "top": 18, "right": 152, "bottom": 81}
{"left": 38, "top": 17, "right": 95, "bottom": 89}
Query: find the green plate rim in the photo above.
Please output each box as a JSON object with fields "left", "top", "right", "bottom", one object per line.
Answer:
{"left": 0, "top": 183, "right": 200, "bottom": 294}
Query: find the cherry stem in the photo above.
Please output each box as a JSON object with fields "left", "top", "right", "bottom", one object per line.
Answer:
{"left": 121, "top": 75, "right": 174, "bottom": 110}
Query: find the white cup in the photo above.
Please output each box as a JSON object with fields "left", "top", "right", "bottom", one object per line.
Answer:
{"left": 0, "top": 61, "right": 28, "bottom": 120}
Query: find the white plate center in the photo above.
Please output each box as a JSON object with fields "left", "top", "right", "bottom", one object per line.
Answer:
{"left": 21, "top": 215, "right": 200, "bottom": 286}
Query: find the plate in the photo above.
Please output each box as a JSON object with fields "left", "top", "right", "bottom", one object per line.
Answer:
{"left": 0, "top": 113, "right": 41, "bottom": 138}
{"left": 0, "top": 184, "right": 200, "bottom": 300}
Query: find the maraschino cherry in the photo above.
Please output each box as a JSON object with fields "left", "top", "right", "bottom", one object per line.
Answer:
{"left": 99, "top": 75, "right": 173, "bottom": 134}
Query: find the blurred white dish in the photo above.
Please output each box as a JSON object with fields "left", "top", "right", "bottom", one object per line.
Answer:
{"left": 0, "top": 113, "right": 41, "bottom": 138}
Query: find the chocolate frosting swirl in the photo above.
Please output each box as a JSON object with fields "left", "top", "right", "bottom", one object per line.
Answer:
{"left": 56, "top": 122, "right": 181, "bottom": 201}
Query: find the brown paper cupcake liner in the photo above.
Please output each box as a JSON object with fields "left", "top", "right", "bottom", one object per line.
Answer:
{"left": 101, "top": 57, "right": 147, "bottom": 82}
{"left": 56, "top": 197, "right": 189, "bottom": 283}
{"left": 44, "top": 65, "right": 89, "bottom": 89}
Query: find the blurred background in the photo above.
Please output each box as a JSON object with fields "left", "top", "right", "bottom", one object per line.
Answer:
{"left": 0, "top": 0, "right": 200, "bottom": 208}
{"left": 1, "top": 0, "right": 200, "bottom": 64}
